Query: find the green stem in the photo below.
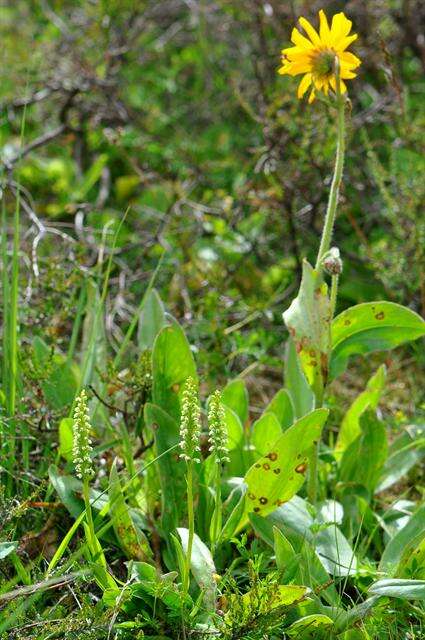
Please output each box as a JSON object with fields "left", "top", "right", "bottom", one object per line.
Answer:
{"left": 308, "top": 68, "right": 346, "bottom": 505}
{"left": 210, "top": 462, "right": 222, "bottom": 552}
{"left": 82, "top": 478, "right": 96, "bottom": 556}
{"left": 183, "top": 461, "right": 195, "bottom": 595}
{"left": 315, "top": 90, "right": 346, "bottom": 272}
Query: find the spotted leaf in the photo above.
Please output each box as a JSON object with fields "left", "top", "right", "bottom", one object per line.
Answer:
{"left": 330, "top": 302, "right": 425, "bottom": 380}
{"left": 242, "top": 409, "right": 328, "bottom": 523}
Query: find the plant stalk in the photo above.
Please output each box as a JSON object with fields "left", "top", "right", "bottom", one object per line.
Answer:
{"left": 183, "top": 461, "right": 195, "bottom": 595}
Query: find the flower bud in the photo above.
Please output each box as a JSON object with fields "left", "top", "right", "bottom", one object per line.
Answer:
{"left": 322, "top": 247, "right": 343, "bottom": 275}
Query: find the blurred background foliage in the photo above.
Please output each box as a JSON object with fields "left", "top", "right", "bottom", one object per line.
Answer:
{"left": 0, "top": 0, "right": 424, "bottom": 406}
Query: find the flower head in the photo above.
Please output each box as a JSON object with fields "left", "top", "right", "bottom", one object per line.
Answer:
{"left": 208, "top": 390, "right": 229, "bottom": 464}
{"left": 72, "top": 389, "right": 94, "bottom": 480}
{"left": 278, "top": 10, "right": 361, "bottom": 103}
{"left": 179, "top": 376, "right": 201, "bottom": 463}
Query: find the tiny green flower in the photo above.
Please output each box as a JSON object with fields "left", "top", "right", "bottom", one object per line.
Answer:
{"left": 179, "top": 376, "right": 201, "bottom": 463}
{"left": 208, "top": 390, "right": 229, "bottom": 464}
{"left": 72, "top": 389, "right": 94, "bottom": 480}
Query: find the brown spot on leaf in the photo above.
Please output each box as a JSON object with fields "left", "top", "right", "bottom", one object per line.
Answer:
{"left": 375, "top": 311, "right": 385, "bottom": 320}
{"left": 273, "top": 468, "right": 281, "bottom": 475}
{"left": 255, "top": 463, "right": 261, "bottom": 469}
{"left": 295, "top": 463, "right": 307, "bottom": 474}
{"left": 266, "top": 452, "right": 278, "bottom": 461}
{"left": 254, "top": 507, "right": 261, "bottom": 513}
{"left": 172, "top": 383, "right": 180, "bottom": 393}
{"left": 248, "top": 493, "right": 256, "bottom": 501}
{"left": 344, "top": 319, "right": 351, "bottom": 326}
{"left": 263, "top": 463, "right": 271, "bottom": 471}
{"left": 259, "top": 497, "right": 268, "bottom": 505}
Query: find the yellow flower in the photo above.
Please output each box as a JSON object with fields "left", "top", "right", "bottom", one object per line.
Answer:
{"left": 278, "top": 10, "right": 361, "bottom": 103}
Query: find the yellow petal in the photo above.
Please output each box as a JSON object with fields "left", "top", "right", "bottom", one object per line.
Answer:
{"left": 330, "top": 12, "right": 353, "bottom": 41}
{"left": 340, "top": 69, "right": 357, "bottom": 79}
{"left": 299, "top": 16, "right": 321, "bottom": 45}
{"left": 290, "top": 27, "right": 315, "bottom": 49}
{"left": 319, "top": 10, "right": 331, "bottom": 43}
{"left": 330, "top": 76, "right": 347, "bottom": 93}
{"left": 336, "top": 34, "right": 358, "bottom": 51}
{"left": 308, "top": 88, "right": 316, "bottom": 103}
{"left": 340, "top": 51, "right": 361, "bottom": 68}
{"left": 297, "top": 73, "right": 312, "bottom": 98}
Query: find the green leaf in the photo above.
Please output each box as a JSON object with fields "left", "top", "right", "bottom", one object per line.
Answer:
{"left": 284, "top": 338, "right": 314, "bottom": 419}
{"left": 138, "top": 288, "right": 166, "bottom": 350}
{"left": 251, "top": 511, "right": 338, "bottom": 604}
{"left": 286, "top": 614, "right": 333, "bottom": 638}
{"left": 58, "top": 417, "right": 74, "bottom": 461}
{"left": 33, "top": 337, "right": 79, "bottom": 410}
{"left": 224, "top": 405, "right": 244, "bottom": 451}
{"left": 177, "top": 528, "right": 216, "bottom": 610}
{"left": 330, "top": 302, "right": 425, "bottom": 379}
{"left": 243, "top": 409, "right": 328, "bottom": 523}
{"left": 264, "top": 388, "right": 294, "bottom": 430}
{"left": 380, "top": 504, "right": 425, "bottom": 574}
{"left": 268, "top": 496, "right": 357, "bottom": 577}
{"left": 283, "top": 260, "right": 331, "bottom": 398}
{"left": 152, "top": 322, "right": 197, "bottom": 422}
{"left": 108, "top": 459, "right": 153, "bottom": 562}
{"left": 144, "top": 403, "right": 185, "bottom": 534}
{"left": 377, "top": 424, "right": 425, "bottom": 493}
{"left": 398, "top": 535, "right": 425, "bottom": 580}
{"left": 251, "top": 413, "right": 282, "bottom": 457}
{"left": 339, "top": 409, "right": 388, "bottom": 496}
{"left": 221, "top": 379, "right": 249, "bottom": 425}
{"left": 48, "top": 465, "right": 84, "bottom": 518}
{"left": 335, "top": 365, "right": 386, "bottom": 459}
{"left": 368, "top": 578, "right": 425, "bottom": 600}
{"left": 0, "top": 542, "right": 18, "bottom": 560}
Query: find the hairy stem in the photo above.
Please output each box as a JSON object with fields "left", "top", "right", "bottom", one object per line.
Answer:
{"left": 315, "top": 89, "right": 346, "bottom": 271}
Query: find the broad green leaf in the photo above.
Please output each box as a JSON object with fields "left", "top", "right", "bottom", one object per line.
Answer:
{"left": 144, "top": 403, "right": 185, "bottom": 534}
{"left": 273, "top": 527, "right": 299, "bottom": 583}
{"left": 380, "top": 504, "right": 425, "bottom": 574}
{"left": 223, "top": 405, "right": 244, "bottom": 451}
{"left": 284, "top": 338, "right": 314, "bottom": 419}
{"left": 226, "top": 584, "right": 309, "bottom": 622}
{"left": 33, "top": 337, "right": 79, "bottom": 410}
{"left": 137, "top": 288, "right": 166, "bottom": 350}
{"left": 128, "top": 562, "right": 184, "bottom": 612}
{"left": 152, "top": 322, "right": 197, "bottom": 422}
{"left": 264, "top": 388, "right": 294, "bottom": 430}
{"left": 49, "top": 465, "right": 84, "bottom": 518}
{"left": 268, "top": 496, "right": 357, "bottom": 577}
{"left": 219, "top": 484, "right": 246, "bottom": 544}
{"left": 177, "top": 528, "right": 216, "bottom": 610}
{"left": 251, "top": 513, "right": 338, "bottom": 604}
{"left": 377, "top": 424, "right": 425, "bottom": 493}
{"left": 283, "top": 260, "right": 331, "bottom": 399}
{"left": 330, "top": 302, "right": 425, "bottom": 379}
{"left": 109, "top": 460, "right": 153, "bottom": 562}
{"left": 243, "top": 409, "right": 328, "bottom": 523}
{"left": 398, "top": 535, "right": 425, "bottom": 580}
{"left": 335, "top": 365, "right": 386, "bottom": 459}
{"left": 222, "top": 379, "right": 249, "bottom": 425}
{"left": 58, "top": 417, "right": 73, "bottom": 461}
{"left": 251, "top": 413, "right": 282, "bottom": 457}
{"left": 286, "top": 614, "right": 333, "bottom": 638}
{"left": 339, "top": 409, "right": 388, "bottom": 496}
{"left": 0, "top": 542, "right": 18, "bottom": 560}
{"left": 368, "top": 578, "right": 425, "bottom": 600}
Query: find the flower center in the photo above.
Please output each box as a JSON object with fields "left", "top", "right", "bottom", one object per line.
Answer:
{"left": 312, "top": 49, "right": 336, "bottom": 77}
